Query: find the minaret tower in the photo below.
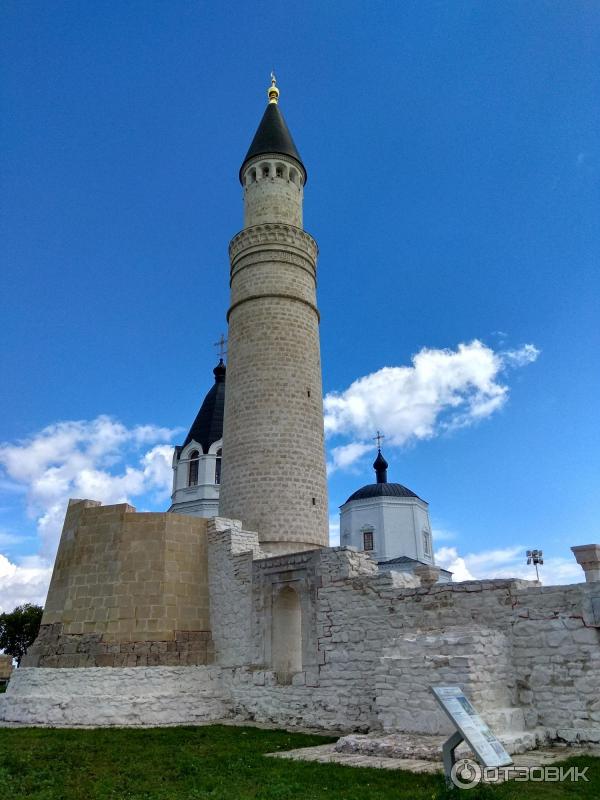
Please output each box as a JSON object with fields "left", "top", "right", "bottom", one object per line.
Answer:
{"left": 219, "top": 76, "right": 328, "bottom": 554}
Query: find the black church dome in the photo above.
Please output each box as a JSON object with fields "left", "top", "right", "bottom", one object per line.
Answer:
{"left": 345, "top": 483, "right": 421, "bottom": 503}
{"left": 182, "top": 360, "right": 226, "bottom": 453}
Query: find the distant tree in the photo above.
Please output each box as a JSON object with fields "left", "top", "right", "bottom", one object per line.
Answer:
{"left": 0, "top": 604, "right": 43, "bottom": 666}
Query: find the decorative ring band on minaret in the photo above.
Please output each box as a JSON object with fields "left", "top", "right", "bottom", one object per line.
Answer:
{"left": 229, "top": 224, "right": 318, "bottom": 261}
{"left": 226, "top": 293, "right": 320, "bottom": 323}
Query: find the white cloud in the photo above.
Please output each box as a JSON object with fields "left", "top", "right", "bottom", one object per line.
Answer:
{"left": 501, "top": 344, "right": 540, "bottom": 368}
{"left": 0, "top": 416, "right": 178, "bottom": 559}
{"left": 430, "top": 525, "right": 456, "bottom": 543}
{"left": 0, "top": 553, "right": 53, "bottom": 614}
{"left": 435, "top": 545, "right": 583, "bottom": 586}
{"left": 324, "top": 340, "right": 539, "bottom": 472}
{"left": 0, "top": 417, "right": 179, "bottom": 612}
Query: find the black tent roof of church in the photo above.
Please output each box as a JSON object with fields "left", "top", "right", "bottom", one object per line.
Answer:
{"left": 240, "top": 102, "right": 306, "bottom": 183}
{"left": 181, "top": 360, "right": 226, "bottom": 454}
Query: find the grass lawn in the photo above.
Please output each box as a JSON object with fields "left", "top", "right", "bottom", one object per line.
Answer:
{"left": 0, "top": 724, "right": 598, "bottom": 799}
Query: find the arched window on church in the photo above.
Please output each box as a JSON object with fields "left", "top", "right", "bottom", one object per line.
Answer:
{"left": 188, "top": 450, "right": 199, "bottom": 487}
{"left": 215, "top": 448, "right": 222, "bottom": 485}
{"left": 363, "top": 529, "right": 374, "bottom": 551}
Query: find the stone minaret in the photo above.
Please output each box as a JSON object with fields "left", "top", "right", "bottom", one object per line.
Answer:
{"left": 219, "top": 77, "right": 328, "bottom": 554}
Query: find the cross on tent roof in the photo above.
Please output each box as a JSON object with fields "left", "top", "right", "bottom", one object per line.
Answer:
{"left": 213, "top": 334, "right": 227, "bottom": 360}
{"left": 373, "top": 430, "right": 385, "bottom": 450}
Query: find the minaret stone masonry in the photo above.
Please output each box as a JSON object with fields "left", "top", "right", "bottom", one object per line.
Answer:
{"left": 219, "top": 79, "right": 329, "bottom": 554}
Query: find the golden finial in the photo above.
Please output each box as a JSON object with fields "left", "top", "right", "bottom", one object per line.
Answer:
{"left": 268, "top": 71, "right": 279, "bottom": 104}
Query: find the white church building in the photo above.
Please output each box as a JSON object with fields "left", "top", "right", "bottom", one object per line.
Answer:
{"left": 169, "top": 359, "right": 225, "bottom": 517}
{"left": 340, "top": 448, "right": 452, "bottom": 581}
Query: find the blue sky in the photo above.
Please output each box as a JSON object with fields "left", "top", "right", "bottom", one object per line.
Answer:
{"left": 1, "top": 1, "right": 599, "bottom": 607}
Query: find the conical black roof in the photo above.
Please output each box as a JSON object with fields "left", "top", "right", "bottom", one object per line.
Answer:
{"left": 240, "top": 102, "right": 305, "bottom": 183}
{"left": 182, "top": 360, "right": 226, "bottom": 453}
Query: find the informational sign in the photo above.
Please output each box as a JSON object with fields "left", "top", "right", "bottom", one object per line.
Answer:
{"left": 431, "top": 686, "right": 512, "bottom": 768}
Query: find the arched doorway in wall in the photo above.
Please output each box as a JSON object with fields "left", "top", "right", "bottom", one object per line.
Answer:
{"left": 272, "top": 585, "right": 302, "bottom": 684}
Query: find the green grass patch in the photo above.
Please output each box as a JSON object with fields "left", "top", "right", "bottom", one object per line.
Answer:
{"left": 0, "top": 724, "right": 598, "bottom": 799}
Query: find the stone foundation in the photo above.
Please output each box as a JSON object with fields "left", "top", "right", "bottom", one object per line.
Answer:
{"left": 22, "top": 623, "right": 213, "bottom": 668}
{"left": 0, "top": 666, "right": 227, "bottom": 727}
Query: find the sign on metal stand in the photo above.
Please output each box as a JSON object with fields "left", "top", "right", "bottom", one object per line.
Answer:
{"left": 430, "top": 686, "right": 512, "bottom": 788}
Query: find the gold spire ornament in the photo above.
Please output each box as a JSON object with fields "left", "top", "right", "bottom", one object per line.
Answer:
{"left": 268, "top": 71, "right": 279, "bottom": 104}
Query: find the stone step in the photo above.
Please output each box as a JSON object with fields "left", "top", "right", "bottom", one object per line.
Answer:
{"left": 483, "top": 707, "right": 527, "bottom": 734}
{"left": 498, "top": 728, "right": 549, "bottom": 755}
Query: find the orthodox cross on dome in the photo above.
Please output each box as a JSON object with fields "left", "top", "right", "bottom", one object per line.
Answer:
{"left": 213, "top": 333, "right": 227, "bottom": 361}
{"left": 373, "top": 430, "right": 385, "bottom": 451}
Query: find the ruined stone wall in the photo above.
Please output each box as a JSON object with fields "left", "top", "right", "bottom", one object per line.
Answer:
{"left": 207, "top": 529, "right": 600, "bottom": 742}
{"left": 24, "top": 500, "right": 213, "bottom": 667}
{"left": 511, "top": 583, "right": 600, "bottom": 742}
{"left": 6, "top": 517, "right": 600, "bottom": 742}
{"left": 206, "top": 517, "right": 262, "bottom": 668}
{"left": 1, "top": 666, "right": 228, "bottom": 726}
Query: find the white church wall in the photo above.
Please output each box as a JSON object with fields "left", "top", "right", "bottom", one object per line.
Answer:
{"left": 169, "top": 439, "right": 222, "bottom": 517}
{"left": 340, "top": 497, "right": 434, "bottom": 563}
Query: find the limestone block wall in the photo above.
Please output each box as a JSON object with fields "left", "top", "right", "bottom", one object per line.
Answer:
{"left": 376, "top": 627, "right": 518, "bottom": 735}
{"left": 220, "top": 223, "right": 329, "bottom": 555}
{"left": 243, "top": 155, "right": 304, "bottom": 227}
{"left": 206, "top": 534, "right": 600, "bottom": 741}
{"left": 511, "top": 583, "right": 600, "bottom": 740}
{"left": 24, "top": 499, "right": 214, "bottom": 667}
{"left": 1, "top": 666, "right": 228, "bottom": 727}
{"left": 206, "top": 517, "right": 262, "bottom": 668}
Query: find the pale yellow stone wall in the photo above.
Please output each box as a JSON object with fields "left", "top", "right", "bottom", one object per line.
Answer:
{"left": 42, "top": 499, "right": 210, "bottom": 643}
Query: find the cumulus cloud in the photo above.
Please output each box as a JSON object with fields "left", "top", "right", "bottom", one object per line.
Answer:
{"left": 0, "top": 416, "right": 178, "bottom": 558}
{"left": 0, "top": 553, "right": 53, "bottom": 614}
{"left": 0, "top": 416, "right": 179, "bottom": 612}
{"left": 435, "top": 545, "right": 582, "bottom": 586}
{"left": 324, "top": 340, "right": 539, "bottom": 472}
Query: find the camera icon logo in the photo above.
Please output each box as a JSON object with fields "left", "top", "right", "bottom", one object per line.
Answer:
{"left": 451, "top": 758, "right": 482, "bottom": 789}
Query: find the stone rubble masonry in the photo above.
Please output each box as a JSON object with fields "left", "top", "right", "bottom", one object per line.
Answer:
{"left": 22, "top": 499, "right": 214, "bottom": 667}
{"left": 1, "top": 666, "right": 228, "bottom": 727}
{"left": 4, "top": 511, "right": 600, "bottom": 747}
{"left": 206, "top": 517, "right": 262, "bottom": 668}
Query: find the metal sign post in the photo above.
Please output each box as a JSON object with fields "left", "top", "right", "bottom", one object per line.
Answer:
{"left": 431, "top": 686, "right": 513, "bottom": 788}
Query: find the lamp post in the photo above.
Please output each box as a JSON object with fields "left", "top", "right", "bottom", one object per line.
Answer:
{"left": 526, "top": 549, "right": 544, "bottom": 581}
